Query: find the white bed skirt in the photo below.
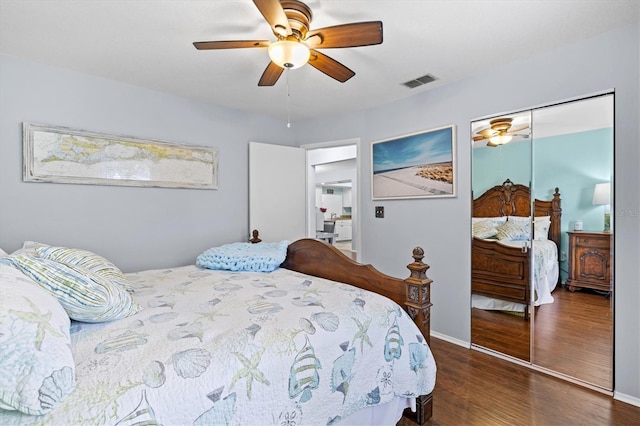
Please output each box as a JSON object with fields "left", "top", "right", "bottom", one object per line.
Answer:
{"left": 344, "top": 397, "right": 415, "bottom": 425}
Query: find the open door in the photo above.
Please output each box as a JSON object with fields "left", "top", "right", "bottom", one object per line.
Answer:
{"left": 249, "top": 142, "right": 306, "bottom": 242}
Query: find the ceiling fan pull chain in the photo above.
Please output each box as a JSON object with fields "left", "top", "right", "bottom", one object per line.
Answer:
{"left": 286, "top": 68, "right": 291, "bottom": 128}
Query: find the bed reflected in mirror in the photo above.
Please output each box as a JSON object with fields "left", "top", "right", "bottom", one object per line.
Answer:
{"left": 471, "top": 111, "right": 533, "bottom": 362}
{"left": 470, "top": 94, "right": 614, "bottom": 391}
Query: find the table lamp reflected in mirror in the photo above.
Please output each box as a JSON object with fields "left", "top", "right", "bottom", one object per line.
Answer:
{"left": 592, "top": 182, "right": 611, "bottom": 232}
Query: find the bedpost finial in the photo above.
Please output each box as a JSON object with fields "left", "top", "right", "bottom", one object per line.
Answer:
{"left": 412, "top": 247, "right": 424, "bottom": 262}
{"left": 250, "top": 229, "right": 262, "bottom": 244}
{"left": 407, "top": 247, "right": 431, "bottom": 281}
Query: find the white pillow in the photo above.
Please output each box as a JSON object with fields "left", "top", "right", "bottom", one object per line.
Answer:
{"left": 534, "top": 216, "right": 552, "bottom": 241}
{"left": 0, "top": 248, "right": 7, "bottom": 257}
{"left": 507, "top": 216, "right": 531, "bottom": 225}
{"left": 472, "top": 216, "right": 507, "bottom": 226}
{"left": 0, "top": 263, "right": 76, "bottom": 415}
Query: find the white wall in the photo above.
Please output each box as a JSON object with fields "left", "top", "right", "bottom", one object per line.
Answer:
{"left": 0, "top": 54, "right": 292, "bottom": 272}
{"left": 292, "top": 23, "right": 640, "bottom": 402}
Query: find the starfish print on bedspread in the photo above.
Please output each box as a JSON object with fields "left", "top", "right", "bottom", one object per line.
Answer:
{"left": 351, "top": 317, "right": 373, "bottom": 353}
{"left": 10, "top": 297, "right": 63, "bottom": 350}
{"left": 229, "top": 348, "right": 270, "bottom": 399}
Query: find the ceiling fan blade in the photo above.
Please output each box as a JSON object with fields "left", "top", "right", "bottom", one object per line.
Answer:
{"left": 258, "top": 61, "right": 285, "bottom": 86}
{"left": 308, "top": 50, "right": 355, "bottom": 83}
{"left": 476, "top": 128, "right": 497, "bottom": 138}
{"left": 509, "top": 125, "right": 530, "bottom": 133}
{"left": 253, "top": 0, "right": 292, "bottom": 37}
{"left": 472, "top": 135, "right": 488, "bottom": 142}
{"left": 305, "top": 21, "right": 383, "bottom": 49}
{"left": 193, "top": 40, "right": 270, "bottom": 50}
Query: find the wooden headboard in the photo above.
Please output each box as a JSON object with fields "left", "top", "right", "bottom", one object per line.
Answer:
{"left": 472, "top": 179, "right": 562, "bottom": 250}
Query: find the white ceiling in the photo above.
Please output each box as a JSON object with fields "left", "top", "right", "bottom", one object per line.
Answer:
{"left": 471, "top": 93, "right": 614, "bottom": 148}
{"left": 0, "top": 1, "right": 637, "bottom": 122}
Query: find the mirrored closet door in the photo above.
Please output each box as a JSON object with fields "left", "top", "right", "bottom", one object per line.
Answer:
{"left": 470, "top": 93, "right": 614, "bottom": 390}
{"left": 471, "top": 110, "right": 533, "bottom": 362}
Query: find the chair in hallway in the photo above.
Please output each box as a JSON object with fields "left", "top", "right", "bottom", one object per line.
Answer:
{"left": 316, "top": 221, "right": 337, "bottom": 244}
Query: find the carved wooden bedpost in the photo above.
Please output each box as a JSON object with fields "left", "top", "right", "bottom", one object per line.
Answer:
{"left": 404, "top": 247, "right": 433, "bottom": 346}
{"left": 403, "top": 246, "right": 433, "bottom": 425}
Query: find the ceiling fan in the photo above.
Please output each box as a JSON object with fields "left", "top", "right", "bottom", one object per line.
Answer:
{"left": 193, "top": 0, "right": 383, "bottom": 86}
{"left": 472, "top": 118, "right": 530, "bottom": 147}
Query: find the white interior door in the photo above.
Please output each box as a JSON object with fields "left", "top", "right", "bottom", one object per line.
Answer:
{"left": 249, "top": 142, "right": 306, "bottom": 243}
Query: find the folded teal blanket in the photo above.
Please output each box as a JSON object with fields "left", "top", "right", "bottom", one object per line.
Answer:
{"left": 196, "top": 241, "right": 289, "bottom": 272}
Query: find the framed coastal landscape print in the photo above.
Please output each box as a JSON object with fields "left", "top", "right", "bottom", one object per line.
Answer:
{"left": 23, "top": 123, "right": 218, "bottom": 189}
{"left": 371, "top": 125, "right": 456, "bottom": 200}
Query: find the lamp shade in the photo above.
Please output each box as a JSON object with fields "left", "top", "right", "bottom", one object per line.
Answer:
{"left": 489, "top": 134, "right": 512, "bottom": 146}
{"left": 268, "top": 40, "right": 310, "bottom": 69}
{"left": 592, "top": 182, "right": 611, "bottom": 205}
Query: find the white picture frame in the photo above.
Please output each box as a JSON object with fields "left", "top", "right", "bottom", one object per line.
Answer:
{"left": 23, "top": 123, "right": 218, "bottom": 189}
{"left": 371, "top": 125, "right": 456, "bottom": 200}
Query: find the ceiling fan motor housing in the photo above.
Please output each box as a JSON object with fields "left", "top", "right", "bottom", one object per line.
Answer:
{"left": 489, "top": 118, "right": 513, "bottom": 133}
{"left": 279, "top": 0, "right": 312, "bottom": 40}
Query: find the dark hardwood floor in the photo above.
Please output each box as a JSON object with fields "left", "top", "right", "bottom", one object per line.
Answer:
{"left": 471, "top": 306, "right": 530, "bottom": 361}
{"left": 398, "top": 337, "right": 640, "bottom": 426}
{"left": 471, "top": 285, "right": 613, "bottom": 388}
{"left": 533, "top": 287, "right": 613, "bottom": 388}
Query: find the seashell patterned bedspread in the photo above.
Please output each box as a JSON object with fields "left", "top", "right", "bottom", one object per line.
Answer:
{"left": 1, "top": 265, "right": 436, "bottom": 425}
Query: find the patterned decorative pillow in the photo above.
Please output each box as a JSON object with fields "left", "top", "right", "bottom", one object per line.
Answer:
{"left": 36, "top": 246, "right": 133, "bottom": 292}
{"left": 472, "top": 221, "right": 499, "bottom": 239}
{"left": 9, "top": 255, "right": 141, "bottom": 323}
{"left": 496, "top": 220, "right": 531, "bottom": 241}
{"left": 0, "top": 263, "right": 76, "bottom": 415}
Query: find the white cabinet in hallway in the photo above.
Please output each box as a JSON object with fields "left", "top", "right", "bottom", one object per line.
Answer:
{"left": 343, "top": 188, "right": 352, "bottom": 208}
{"left": 335, "top": 220, "right": 352, "bottom": 241}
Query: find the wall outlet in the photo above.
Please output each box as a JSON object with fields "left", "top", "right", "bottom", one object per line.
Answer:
{"left": 375, "top": 206, "right": 384, "bottom": 218}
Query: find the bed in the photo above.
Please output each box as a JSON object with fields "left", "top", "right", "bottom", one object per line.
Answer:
{"left": 0, "top": 235, "right": 435, "bottom": 425}
{"left": 471, "top": 179, "right": 562, "bottom": 319}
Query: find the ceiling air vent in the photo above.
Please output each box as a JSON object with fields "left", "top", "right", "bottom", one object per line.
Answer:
{"left": 402, "top": 73, "right": 437, "bottom": 89}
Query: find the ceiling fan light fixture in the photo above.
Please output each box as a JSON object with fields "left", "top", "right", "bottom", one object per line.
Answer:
{"left": 489, "top": 134, "right": 513, "bottom": 146}
{"left": 268, "top": 40, "right": 310, "bottom": 69}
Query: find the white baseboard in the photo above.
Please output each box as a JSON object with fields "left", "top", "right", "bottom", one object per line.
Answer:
{"left": 614, "top": 391, "right": 640, "bottom": 407}
{"left": 430, "top": 331, "right": 470, "bottom": 348}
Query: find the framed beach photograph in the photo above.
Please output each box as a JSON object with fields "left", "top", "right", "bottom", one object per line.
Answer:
{"left": 371, "top": 125, "right": 456, "bottom": 200}
{"left": 23, "top": 123, "right": 218, "bottom": 189}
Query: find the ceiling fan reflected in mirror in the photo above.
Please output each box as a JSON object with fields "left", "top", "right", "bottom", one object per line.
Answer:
{"left": 193, "top": 0, "right": 383, "bottom": 86}
{"left": 472, "top": 118, "right": 530, "bottom": 147}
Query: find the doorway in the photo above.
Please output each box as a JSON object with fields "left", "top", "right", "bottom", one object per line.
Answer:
{"left": 304, "top": 139, "right": 359, "bottom": 261}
